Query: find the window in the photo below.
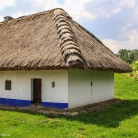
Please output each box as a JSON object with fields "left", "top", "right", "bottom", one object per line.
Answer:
{"left": 5, "top": 80, "right": 11, "bottom": 90}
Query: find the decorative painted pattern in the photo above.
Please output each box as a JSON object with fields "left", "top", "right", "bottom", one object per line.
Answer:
{"left": 53, "top": 9, "right": 85, "bottom": 67}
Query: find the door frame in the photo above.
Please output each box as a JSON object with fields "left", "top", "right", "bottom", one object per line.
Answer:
{"left": 31, "top": 78, "right": 42, "bottom": 104}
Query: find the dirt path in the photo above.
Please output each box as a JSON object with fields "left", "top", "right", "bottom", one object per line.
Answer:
{"left": 0, "top": 99, "right": 121, "bottom": 116}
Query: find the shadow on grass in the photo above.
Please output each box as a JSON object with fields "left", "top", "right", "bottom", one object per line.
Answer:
{"left": 0, "top": 99, "right": 138, "bottom": 128}
{"left": 65, "top": 99, "right": 138, "bottom": 128}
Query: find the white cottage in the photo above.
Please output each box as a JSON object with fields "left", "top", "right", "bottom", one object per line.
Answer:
{"left": 0, "top": 8, "right": 131, "bottom": 109}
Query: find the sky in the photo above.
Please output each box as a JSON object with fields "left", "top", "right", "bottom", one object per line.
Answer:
{"left": 0, "top": 0, "right": 137, "bottom": 53}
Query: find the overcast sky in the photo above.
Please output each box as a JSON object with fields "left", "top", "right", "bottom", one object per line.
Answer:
{"left": 0, "top": 0, "right": 137, "bottom": 53}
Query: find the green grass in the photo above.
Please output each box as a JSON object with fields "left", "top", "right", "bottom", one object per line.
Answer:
{"left": 115, "top": 74, "right": 138, "bottom": 100}
{"left": 0, "top": 74, "right": 138, "bottom": 138}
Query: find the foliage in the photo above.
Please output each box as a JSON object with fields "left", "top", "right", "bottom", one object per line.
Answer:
{"left": 0, "top": 74, "right": 138, "bottom": 138}
{"left": 129, "top": 61, "right": 138, "bottom": 79}
{"left": 131, "top": 61, "right": 138, "bottom": 71}
{"left": 117, "top": 49, "right": 138, "bottom": 64}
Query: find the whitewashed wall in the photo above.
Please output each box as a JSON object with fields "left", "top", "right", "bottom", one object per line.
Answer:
{"left": 0, "top": 69, "right": 114, "bottom": 109}
{"left": 68, "top": 69, "right": 114, "bottom": 108}
{"left": 0, "top": 70, "right": 68, "bottom": 104}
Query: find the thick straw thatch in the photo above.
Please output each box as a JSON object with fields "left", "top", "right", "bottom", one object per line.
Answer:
{"left": 0, "top": 8, "right": 132, "bottom": 72}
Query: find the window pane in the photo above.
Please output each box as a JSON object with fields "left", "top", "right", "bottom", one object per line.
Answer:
{"left": 5, "top": 80, "right": 11, "bottom": 90}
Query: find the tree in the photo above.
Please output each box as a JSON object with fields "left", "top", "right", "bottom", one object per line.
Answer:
{"left": 117, "top": 49, "right": 138, "bottom": 64}
{"left": 132, "top": 49, "right": 138, "bottom": 61}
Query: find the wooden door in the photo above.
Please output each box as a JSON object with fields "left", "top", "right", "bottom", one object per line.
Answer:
{"left": 33, "top": 79, "right": 41, "bottom": 103}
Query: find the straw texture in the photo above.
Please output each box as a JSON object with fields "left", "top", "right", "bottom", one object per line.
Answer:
{"left": 0, "top": 8, "right": 132, "bottom": 72}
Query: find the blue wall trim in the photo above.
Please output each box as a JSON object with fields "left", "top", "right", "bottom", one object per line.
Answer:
{"left": 42, "top": 102, "right": 68, "bottom": 109}
{"left": 0, "top": 98, "right": 32, "bottom": 106}
{"left": 0, "top": 98, "right": 68, "bottom": 109}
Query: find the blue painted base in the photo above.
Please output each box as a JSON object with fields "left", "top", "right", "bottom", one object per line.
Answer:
{"left": 42, "top": 102, "right": 68, "bottom": 109}
{"left": 0, "top": 98, "right": 32, "bottom": 106}
{"left": 0, "top": 98, "right": 68, "bottom": 109}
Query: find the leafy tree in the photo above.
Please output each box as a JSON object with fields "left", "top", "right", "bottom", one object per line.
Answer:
{"left": 117, "top": 49, "right": 138, "bottom": 64}
{"left": 132, "top": 49, "right": 138, "bottom": 61}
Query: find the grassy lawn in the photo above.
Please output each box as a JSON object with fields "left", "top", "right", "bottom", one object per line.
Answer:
{"left": 0, "top": 74, "right": 138, "bottom": 138}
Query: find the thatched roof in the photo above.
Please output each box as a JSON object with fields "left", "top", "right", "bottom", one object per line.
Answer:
{"left": 0, "top": 8, "right": 132, "bottom": 72}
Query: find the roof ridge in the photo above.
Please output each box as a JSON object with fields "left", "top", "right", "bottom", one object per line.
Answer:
{"left": 53, "top": 9, "right": 85, "bottom": 67}
{"left": 0, "top": 11, "right": 50, "bottom": 25}
{"left": 0, "top": 8, "right": 63, "bottom": 25}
